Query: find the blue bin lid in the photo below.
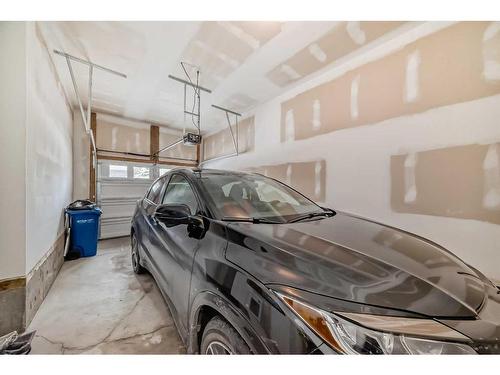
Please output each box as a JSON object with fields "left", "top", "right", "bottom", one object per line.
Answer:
{"left": 66, "top": 207, "right": 102, "bottom": 216}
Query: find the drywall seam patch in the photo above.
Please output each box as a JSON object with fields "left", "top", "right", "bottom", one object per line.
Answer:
{"left": 111, "top": 127, "right": 118, "bottom": 150}
{"left": 403, "top": 153, "right": 418, "bottom": 204}
{"left": 246, "top": 125, "right": 252, "bottom": 150}
{"left": 482, "top": 143, "right": 500, "bottom": 209}
{"left": 314, "top": 161, "right": 322, "bottom": 197}
{"left": 308, "top": 43, "right": 327, "bottom": 63}
{"left": 405, "top": 50, "right": 421, "bottom": 103}
{"left": 281, "top": 64, "right": 302, "bottom": 80}
{"left": 134, "top": 133, "right": 140, "bottom": 151}
{"left": 350, "top": 74, "right": 361, "bottom": 119}
{"left": 483, "top": 21, "right": 500, "bottom": 41}
{"left": 193, "top": 40, "right": 240, "bottom": 69}
{"left": 482, "top": 22, "right": 500, "bottom": 81}
{"left": 286, "top": 164, "right": 292, "bottom": 185}
{"left": 285, "top": 109, "right": 295, "bottom": 142}
{"left": 217, "top": 22, "right": 260, "bottom": 50}
{"left": 346, "top": 21, "right": 367, "bottom": 45}
{"left": 312, "top": 99, "right": 321, "bottom": 130}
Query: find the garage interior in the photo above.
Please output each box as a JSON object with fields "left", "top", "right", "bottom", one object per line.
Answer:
{"left": 1, "top": 20, "right": 500, "bottom": 354}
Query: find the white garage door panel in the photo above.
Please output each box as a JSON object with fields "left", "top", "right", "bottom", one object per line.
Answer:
{"left": 97, "top": 161, "right": 170, "bottom": 239}
{"left": 99, "top": 181, "right": 150, "bottom": 198}
{"left": 100, "top": 197, "right": 140, "bottom": 218}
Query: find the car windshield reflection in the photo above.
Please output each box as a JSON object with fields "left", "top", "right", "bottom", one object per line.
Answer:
{"left": 199, "top": 173, "right": 326, "bottom": 222}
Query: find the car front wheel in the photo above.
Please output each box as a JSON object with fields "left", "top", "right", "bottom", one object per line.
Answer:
{"left": 131, "top": 233, "right": 146, "bottom": 274}
{"left": 201, "top": 316, "right": 250, "bottom": 354}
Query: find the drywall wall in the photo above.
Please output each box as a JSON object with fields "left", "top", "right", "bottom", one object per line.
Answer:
{"left": 159, "top": 129, "right": 197, "bottom": 161}
{"left": 72, "top": 112, "right": 198, "bottom": 201}
{"left": 0, "top": 22, "right": 73, "bottom": 332}
{"left": 280, "top": 22, "right": 500, "bottom": 142}
{"left": 203, "top": 116, "right": 255, "bottom": 161}
{"left": 204, "top": 22, "right": 500, "bottom": 279}
{"left": 0, "top": 22, "right": 27, "bottom": 280}
{"left": 391, "top": 143, "right": 500, "bottom": 224}
{"left": 25, "top": 22, "right": 73, "bottom": 273}
{"left": 94, "top": 112, "right": 197, "bottom": 161}
{"left": 72, "top": 112, "right": 90, "bottom": 200}
{"left": 97, "top": 114, "right": 151, "bottom": 155}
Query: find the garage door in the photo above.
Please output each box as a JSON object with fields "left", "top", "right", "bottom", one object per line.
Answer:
{"left": 97, "top": 160, "right": 172, "bottom": 239}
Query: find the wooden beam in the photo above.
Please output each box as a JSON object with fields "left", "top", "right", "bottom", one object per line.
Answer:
{"left": 157, "top": 159, "right": 196, "bottom": 167}
{"left": 150, "top": 125, "right": 159, "bottom": 163}
{"left": 89, "top": 112, "right": 97, "bottom": 202}
{"left": 97, "top": 154, "right": 196, "bottom": 167}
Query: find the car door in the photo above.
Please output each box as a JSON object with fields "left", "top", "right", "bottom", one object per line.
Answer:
{"left": 139, "top": 176, "right": 167, "bottom": 270}
{"left": 148, "top": 173, "right": 201, "bottom": 333}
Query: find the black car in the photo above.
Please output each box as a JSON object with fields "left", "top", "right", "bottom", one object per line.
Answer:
{"left": 131, "top": 168, "right": 500, "bottom": 354}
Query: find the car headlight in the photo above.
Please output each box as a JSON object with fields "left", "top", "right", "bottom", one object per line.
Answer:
{"left": 276, "top": 293, "right": 476, "bottom": 354}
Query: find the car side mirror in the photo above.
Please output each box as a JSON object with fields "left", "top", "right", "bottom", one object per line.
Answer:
{"left": 153, "top": 204, "right": 191, "bottom": 227}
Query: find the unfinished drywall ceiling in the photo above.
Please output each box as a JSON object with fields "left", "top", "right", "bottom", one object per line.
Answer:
{"left": 37, "top": 21, "right": 414, "bottom": 134}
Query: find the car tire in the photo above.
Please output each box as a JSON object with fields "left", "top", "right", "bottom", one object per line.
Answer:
{"left": 201, "top": 316, "right": 251, "bottom": 354}
{"left": 131, "top": 233, "right": 146, "bottom": 274}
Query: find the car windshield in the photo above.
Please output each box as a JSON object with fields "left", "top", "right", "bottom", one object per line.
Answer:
{"left": 199, "top": 173, "right": 325, "bottom": 222}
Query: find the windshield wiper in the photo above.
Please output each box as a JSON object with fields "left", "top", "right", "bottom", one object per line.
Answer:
{"left": 287, "top": 210, "right": 335, "bottom": 223}
{"left": 221, "top": 216, "right": 283, "bottom": 224}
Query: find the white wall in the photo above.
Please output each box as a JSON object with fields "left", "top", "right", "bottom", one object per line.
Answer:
{"left": 0, "top": 22, "right": 73, "bottom": 279}
{"left": 205, "top": 23, "right": 500, "bottom": 280}
{"left": 25, "top": 22, "right": 73, "bottom": 272}
{"left": 0, "top": 22, "right": 27, "bottom": 280}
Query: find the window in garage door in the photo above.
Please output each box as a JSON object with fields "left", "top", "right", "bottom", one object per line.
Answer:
{"left": 133, "top": 166, "right": 150, "bottom": 179}
{"left": 109, "top": 164, "right": 128, "bottom": 178}
{"left": 97, "top": 161, "right": 174, "bottom": 239}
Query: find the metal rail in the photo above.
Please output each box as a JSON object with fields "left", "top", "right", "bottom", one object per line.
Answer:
{"left": 97, "top": 148, "right": 196, "bottom": 162}
{"left": 211, "top": 104, "right": 241, "bottom": 117}
{"left": 200, "top": 104, "right": 242, "bottom": 166}
{"left": 54, "top": 50, "right": 127, "bottom": 78}
{"left": 155, "top": 138, "right": 184, "bottom": 156}
{"left": 168, "top": 74, "right": 211, "bottom": 93}
{"left": 55, "top": 50, "right": 127, "bottom": 169}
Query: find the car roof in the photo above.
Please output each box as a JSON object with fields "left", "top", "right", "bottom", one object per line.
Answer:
{"left": 171, "top": 167, "right": 256, "bottom": 177}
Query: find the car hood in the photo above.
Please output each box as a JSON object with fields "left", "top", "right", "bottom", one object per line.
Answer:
{"left": 224, "top": 212, "right": 498, "bottom": 319}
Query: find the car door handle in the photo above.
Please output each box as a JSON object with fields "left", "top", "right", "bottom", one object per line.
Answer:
{"left": 151, "top": 215, "right": 159, "bottom": 225}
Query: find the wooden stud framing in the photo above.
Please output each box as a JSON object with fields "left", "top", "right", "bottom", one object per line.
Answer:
{"left": 150, "top": 125, "right": 160, "bottom": 163}
{"left": 97, "top": 154, "right": 196, "bottom": 167}
{"left": 92, "top": 117, "right": 196, "bottom": 188}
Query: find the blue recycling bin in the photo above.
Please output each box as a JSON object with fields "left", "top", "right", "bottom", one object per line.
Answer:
{"left": 65, "top": 207, "right": 102, "bottom": 257}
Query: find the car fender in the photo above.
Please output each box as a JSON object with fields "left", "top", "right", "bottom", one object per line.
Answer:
{"left": 187, "top": 290, "right": 271, "bottom": 354}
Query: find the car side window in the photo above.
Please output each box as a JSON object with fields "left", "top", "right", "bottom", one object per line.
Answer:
{"left": 146, "top": 178, "right": 165, "bottom": 204}
{"left": 162, "top": 174, "right": 198, "bottom": 215}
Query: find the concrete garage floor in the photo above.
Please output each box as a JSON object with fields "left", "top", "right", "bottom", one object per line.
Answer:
{"left": 28, "top": 237, "right": 185, "bottom": 354}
